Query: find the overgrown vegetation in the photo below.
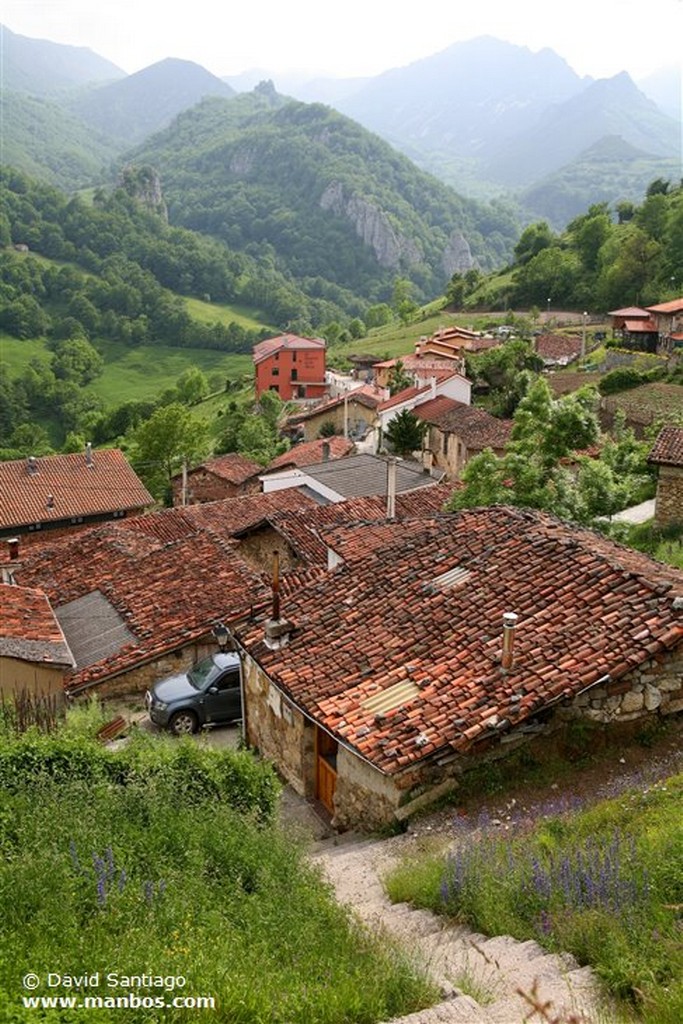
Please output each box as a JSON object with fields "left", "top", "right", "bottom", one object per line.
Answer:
{"left": 385, "top": 773, "right": 683, "bottom": 1023}
{"left": 0, "top": 714, "right": 436, "bottom": 1023}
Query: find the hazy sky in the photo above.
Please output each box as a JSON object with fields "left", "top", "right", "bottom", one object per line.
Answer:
{"left": 2, "top": 0, "right": 682, "bottom": 82}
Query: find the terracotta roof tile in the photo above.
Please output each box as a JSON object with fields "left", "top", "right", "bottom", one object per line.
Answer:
{"left": 253, "top": 334, "right": 325, "bottom": 364}
{"left": 415, "top": 399, "right": 512, "bottom": 450}
{"left": 237, "top": 507, "right": 683, "bottom": 775}
{"left": 0, "top": 583, "right": 75, "bottom": 667}
{"left": 176, "top": 453, "right": 263, "bottom": 485}
{"left": 534, "top": 333, "right": 583, "bottom": 362}
{"left": 0, "top": 449, "right": 153, "bottom": 532}
{"left": 265, "top": 437, "right": 354, "bottom": 472}
{"left": 648, "top": 426, "right": 683, "bottom": 467}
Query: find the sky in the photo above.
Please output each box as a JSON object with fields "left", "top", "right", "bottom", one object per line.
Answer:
{"left": 2, "top": 0, "right": 682, "bottom": 83}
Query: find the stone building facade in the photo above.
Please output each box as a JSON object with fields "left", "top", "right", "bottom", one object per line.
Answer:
{"left": 648, "top": 426, "right": 683, "bottom": 528}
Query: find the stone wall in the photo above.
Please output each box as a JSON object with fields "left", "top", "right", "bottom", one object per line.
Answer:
{"left": 171, "top": 470, "right": 260, "bottom": 506}
{"left": 242, "top": 655, "right": 309, "bottom": 794}
{"left": 570, "top": 649, "right": 683, "bottom": 722}
{"left": 235, "top": 527, "right": 299, "bottom": 575}
{"left": 74, "top": 640, "right": 217, "bottom": 701}
{"left": 301, "top": 402, "right": 374, "bottom": 442}
{"left": 654, "top": 466, "right": 683, "bottom": 528}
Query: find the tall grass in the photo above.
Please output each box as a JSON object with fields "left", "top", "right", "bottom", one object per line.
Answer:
{"left": 386, "top": 774, "right": 683, "bottom": 1023}
{"left": 0, "top": 728, "right": 436, "bottom": 1023}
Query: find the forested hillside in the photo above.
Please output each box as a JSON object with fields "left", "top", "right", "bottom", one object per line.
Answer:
{"left": 129, "top": 86, "right": 519, "bottom": 301}
{"left": 450, "top": 180, "right": 683, "bottom": 311}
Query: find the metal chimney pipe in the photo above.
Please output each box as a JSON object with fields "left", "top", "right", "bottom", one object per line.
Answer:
{"left": 501, "top": 612, "right": 519, "bottom": 670}
{"left": 386, "top": 457, "right": 397, "bottom": 520}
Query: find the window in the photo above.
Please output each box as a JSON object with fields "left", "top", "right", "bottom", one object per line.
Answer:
{"left": 271, "top": 367, "right": 279, "bottom": 376}
{"left": 442, "top": 432, "right": 448, "bottom": 456}
{"left": 291, "top": 369, "right": 298, "bottom": 381}
{"left": 292, "top": 351, "right": 297, "bottom": 362}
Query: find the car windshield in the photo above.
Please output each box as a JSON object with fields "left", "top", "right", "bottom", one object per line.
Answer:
{"left": 187, "top": 656, "right": 220, "bottom": 690}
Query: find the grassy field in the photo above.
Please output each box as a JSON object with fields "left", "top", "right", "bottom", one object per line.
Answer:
{"left": 183, "top": 297, "right": 273, "bottom": 331}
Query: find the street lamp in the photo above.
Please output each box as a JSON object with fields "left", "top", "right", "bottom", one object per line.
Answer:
{"left": 213, "top": 622, "right": 229, "bottom": 652}
{"left": 546, "top": 297, "right": 551, "bottom": 321}
{"left": 581, "top": 311, "right": 588, "bottom": 360}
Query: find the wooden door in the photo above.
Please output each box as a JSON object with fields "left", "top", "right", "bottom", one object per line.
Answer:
{"left": 315, "top": 727, "right": 338, "bottom": 815}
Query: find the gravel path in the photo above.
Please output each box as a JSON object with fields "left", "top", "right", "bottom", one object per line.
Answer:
{"left": 309, "top": 724, "right": 682, "bottom": 1024}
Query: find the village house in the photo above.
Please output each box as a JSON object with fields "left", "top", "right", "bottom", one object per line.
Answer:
{"left": 646, "top": 297, "right": 683, "bottom": 354}
{"left": 10, "top": 489, "right": 317, "bottom": 698}
{"left": 376, "top": 372, "right": 472, "bottom": 444}
{"left": 231, "top": 506, "right": 683, "bottom": 830}
{"left": 253, "top": 334, "right": 327, "bottom": 401}
{"left": 263, "top": 436, "right": 354, "bottom": 474}
{"left": 0, "top": 583, "right": 75, "bottom": 698}
{"left": 286, "top": 385, "right": 385, "bottom": 443}
{"left": 649, "top": 426, "right": 683, "bottom": 528}
{"left": 0, "top": 446, "right": 153, "bottom": 541}
{"left": 171, "top": 453, "right": 263, "bottom": 506}
{"left": 534, "top": 333, "right": 583, "bottom": 368}
{"left": 414, "top": 396, "right": 512, "bottom": 479}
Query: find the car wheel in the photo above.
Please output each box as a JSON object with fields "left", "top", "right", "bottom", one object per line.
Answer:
{"left": 168, "top": 710, "right": 199, "bottom": 736}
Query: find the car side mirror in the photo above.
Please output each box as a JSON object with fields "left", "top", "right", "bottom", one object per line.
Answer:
{"left": 208, "top": 686, "right": 219, "bottom": 694}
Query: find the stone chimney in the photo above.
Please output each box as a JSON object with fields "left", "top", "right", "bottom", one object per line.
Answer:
{"left": 501, "top": 612, "right": 519, "bottom": 670}
{"left": 85, "top": 442, "right": 94, "bottom": 468}
{"left": 322, "top": 441, "right": 331, "bottom": 462}
{"left": 264, "top": 550, "right": 293, "bottom": 650}
{"left": 429, "top": 376, "right": 437, "bottom": 400}
{"left": 27, "top": 456, "right": 38, "bottom": 476}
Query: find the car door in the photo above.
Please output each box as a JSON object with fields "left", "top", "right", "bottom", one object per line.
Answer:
{"left": 203, "top": 668, "right": 241, "bottom": 723}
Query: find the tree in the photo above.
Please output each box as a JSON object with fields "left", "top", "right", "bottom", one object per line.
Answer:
{"left": 176, "top": 367, "right": 209, "bottom": 406}
{"left": 51, "top": 337, "right": 104, "bottom": 385}
{"left": 384, "top": 409, "right": 427, "bottom": 458}
{"left": 387, "top": 360, "right": 413, "bottom": 397}
{"left": 365, "top": 304, "right": 393, "bottom": 329}
{"left": 513, "top": 221, "right": 554, "bottom": 265}
{"left": 236, "top": 416, "right": 288, "bottom": 466}
{"left": 132, "top": 403, "right": 210, "bottom": 500}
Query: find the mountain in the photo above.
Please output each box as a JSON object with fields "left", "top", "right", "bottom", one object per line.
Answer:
{"left": 520, "top": 135, "right": 683, "bottom": 227}
{"left": 0, "top": 24, "right": 124, "bottom": 96}
{"left": 485, "top": 72, "right": 680, "bottom": 186}
{"left": 638, "top": 64, "right": 682, "bottom": 122}
{"left": 336, "top": 37, "right": 588, "bottom": 160}
{"left": 129, "top": 86, "right": 520, "bottom": 303}
{"left": 67, "top": 58, "right": 236, "bottom": 145}
{"left": 0, "top": 92, "right": 120, "bottom": 190}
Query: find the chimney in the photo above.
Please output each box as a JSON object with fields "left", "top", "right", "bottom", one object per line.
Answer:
{"left": 386, "top": 457, "right": 397, "bottom": 520}
{"left": 7, "top": 538, "right": 19, "bottom": 561}
{"left": 501, "top": 612, "right": 519, "bottom": 670}
{"left": 46, "top": 494, "right": 55, "bottom": 510}
{"left": 423, "top": 449, "right": 433, "bottom": 475}
{"left": 264, "top": 550, "right": 293, "bottom": 649}
{"left": 322, "top": 441, "right": 331, "bottom": 462}
{"left": 85, "top": 442, "right": 94, "bottom": 468}
{"left": 429, "top": 376, "right": 437, "bottom": 400}
{"left": 27, "top": 456, "right": 38, "bottom": 476}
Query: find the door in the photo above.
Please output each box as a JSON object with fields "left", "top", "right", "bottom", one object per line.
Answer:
{"left": 204, "top": 668, "right": 241, "bottom": 723}
{"left": 315, "top": 727, "right": 338, "bottom": 815}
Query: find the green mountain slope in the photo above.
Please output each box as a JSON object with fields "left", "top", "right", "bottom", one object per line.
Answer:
{"left": 0, "top": 92, "right": 120, "bottom": 190}
{"left": 68, "top": 58, "right": 236, "bottom": 146}
{"left": 0, "top": 23, "right": 124, "bottom": 96}
{"left": 130, "top": 87, "right": 519, "bottom": 303}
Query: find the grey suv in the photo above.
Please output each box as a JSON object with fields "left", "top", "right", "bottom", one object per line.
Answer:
{"left": 145, "top": 652, "right": 242, "bottom": 735}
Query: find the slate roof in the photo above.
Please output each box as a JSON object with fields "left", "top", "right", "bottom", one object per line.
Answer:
{"left": 648, "top": 426, "right": 683, "bottom": 467}
{"left": 175, "top": 453, "right": 263, "bottom": 485}
{"left": 415, "top": 399, "right": 512, "bottom": 451}
{"left": 0, "top": 449, "right": 153, "bottom": 532}
{"left": 0, "top": 584, "right": 75, "bottom": 667}
{"left": 237, "top": 506, "right": 683, "bottom": 775}
{"left": 265, "top": 437, "right": 354, "bottom": 472}
{"left": 303, "top": 454, "right": 439, "bottom": 499}
{"left": 253, "top": 334, "right": 325, "bottom": 364}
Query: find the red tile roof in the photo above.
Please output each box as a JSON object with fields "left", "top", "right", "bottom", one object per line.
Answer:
{"left": 0, "top": 584, "right": 74, "bottom": 667}
{"left": 646, "top": 298, "right": 683, "bottom": 315}
{"left": 378, "top": 384, "right": 431, "bottom": 412}
{"left": 648, "top": 426, "right": 683, "bottom": 467}
{"left": 608, "top": 307, "right": 650, "bottom": 317}
{"left": 287, "top": 385, "right": 385, "bottom": 423}
{"left": 265, "top": 437, "right": 354, "bottom": 472}
{"left": 534, "top": 333, "right": 583, "bottom": 362}
{"left": 623, "top": 319, "right": 657, "bottom": 333}
{"left": 0, "top": 449, "right": 153, "bottom": 532}
{"left": 253, "top": 334, "right": 325, "bottom": 364}
{"left": 237, "top": 507, "right": 683, "bottom": 775}
{"left": 415, "top": 399, "right": 512, "bottom": 450}
{"left": 180, "top": 453, "right": 263, "bottom": 485}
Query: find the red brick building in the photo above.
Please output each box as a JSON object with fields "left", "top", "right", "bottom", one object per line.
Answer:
{"left": 253, "top": 334, "right": 327, "bottom": 400}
